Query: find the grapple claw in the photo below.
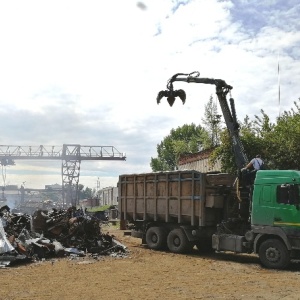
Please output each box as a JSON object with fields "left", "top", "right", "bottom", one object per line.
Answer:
{"left": 156, "top": 90, "right": 168, "bottom": 104}
{"left": 175, "top": 89, "right": 186, "bottom": 104}
{"left": 167, "top": 96, "right": 176, "bottom": 107}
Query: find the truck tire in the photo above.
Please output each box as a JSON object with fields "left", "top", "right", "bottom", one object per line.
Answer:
{"left": 258, "top": 239, "right": 290, "bottom": 269}
{"left": 145, "top": 227, "right": 167, "bottom": 250}
{"left": 167, "top": 228, "right": 191, "bottom": 254}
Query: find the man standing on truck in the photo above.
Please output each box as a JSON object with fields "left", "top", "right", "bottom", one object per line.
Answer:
{"left": 242, "top": 154, "right": 264, "bottom": 184}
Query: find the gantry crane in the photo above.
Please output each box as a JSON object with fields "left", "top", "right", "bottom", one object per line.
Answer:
{"left": 0, "top": 144, "right": 126, "bottom": 206}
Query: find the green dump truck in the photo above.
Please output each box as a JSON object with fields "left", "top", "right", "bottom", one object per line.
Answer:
{"left": 119, "top": 169, "right": 300, "bottom": 269}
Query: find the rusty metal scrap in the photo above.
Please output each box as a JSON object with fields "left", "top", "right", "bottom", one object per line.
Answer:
{"left": 0, "top": 205, "right": 127, "bottom": 267}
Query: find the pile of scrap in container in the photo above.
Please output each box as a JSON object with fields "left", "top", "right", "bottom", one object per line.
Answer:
{"left": 0, "top": 205, "right": 127, "bottom": 267}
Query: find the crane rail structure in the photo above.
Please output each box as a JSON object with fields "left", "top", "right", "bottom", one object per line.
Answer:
{"left": 0, "top": 144, "right": 125, "bottom": 163}
{"left": 0, "top": 144, "right": 126, "bottom": 206}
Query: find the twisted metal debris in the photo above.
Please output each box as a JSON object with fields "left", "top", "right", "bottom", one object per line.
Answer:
{"left": 0, "top": 205, "right": 127, "bottom": 267}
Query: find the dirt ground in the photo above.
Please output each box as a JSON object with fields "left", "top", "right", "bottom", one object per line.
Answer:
{"left": 1, "top": 225, "right": 300, "bottom": 300}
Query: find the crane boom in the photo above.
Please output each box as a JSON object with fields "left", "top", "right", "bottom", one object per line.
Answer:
{"left": 157, "top": 71, "right": 248, "bottom": 170}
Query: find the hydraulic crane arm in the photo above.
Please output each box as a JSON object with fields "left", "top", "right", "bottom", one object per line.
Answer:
{"left": 157, "top": 71, "right": 248, "bottom": 170}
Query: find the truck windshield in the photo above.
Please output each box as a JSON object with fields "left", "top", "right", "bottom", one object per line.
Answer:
{"left": 276, "top": 184, "right": 300, "bottom": 205}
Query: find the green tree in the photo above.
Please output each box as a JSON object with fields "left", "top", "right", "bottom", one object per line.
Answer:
{"left": 211, "top": 113, "right": 272, "bottom": 173}
{"left": 201, "top": 95, "right": 222, "bottom": 147}
{"left": 78, "top": 185, "right": 93, "bottom": 199}
{"left": 152, "top": 96, "right": 300, "bottom": 174}
{"left": 212, "top": 99, "right": 300, "bottom": 173}
{"left": 150, "top": 123, "right": 208, "bottom": 171}
{"left": 264, "top": 99, "right": 300, "bottom": 169}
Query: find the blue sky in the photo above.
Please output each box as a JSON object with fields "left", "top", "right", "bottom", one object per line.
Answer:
{"left": 0, "top": 0, "right": 299, "bottom": 189}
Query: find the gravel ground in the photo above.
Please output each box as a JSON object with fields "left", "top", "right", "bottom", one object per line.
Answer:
{"left": 1, "top": 225, "right": 300, "bottom": 300}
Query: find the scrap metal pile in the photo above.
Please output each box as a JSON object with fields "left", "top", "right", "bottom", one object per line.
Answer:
{"left": 0, "top": 205, "right": 127, "bottom": 267}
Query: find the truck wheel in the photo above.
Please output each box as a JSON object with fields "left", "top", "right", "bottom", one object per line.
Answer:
{"left": 145, "top": 227, "right": 167, "bottom": 250}
{"left": 258, "top": 239, "right": 290, "bottom": 269}
{"left": 167, "top": 228, "right": 191, "bottom": 254}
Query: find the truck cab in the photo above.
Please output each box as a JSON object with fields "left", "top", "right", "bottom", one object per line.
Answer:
{"left": 252, "top": 170, "right": 300, "bottom": 227}
{"left": 247, "top": 170, "right": 300, "bottom": 268}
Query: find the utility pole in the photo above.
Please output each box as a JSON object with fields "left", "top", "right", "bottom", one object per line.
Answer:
{"left": 96, "top": 177, "right": 100, "bottom": 205}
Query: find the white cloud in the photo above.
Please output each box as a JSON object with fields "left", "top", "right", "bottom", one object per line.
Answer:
{"left": 0, "top": 0, "right": 299, "bottom": 189}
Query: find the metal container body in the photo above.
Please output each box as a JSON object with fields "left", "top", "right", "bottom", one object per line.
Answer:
{"left": 119, "top": 170, "right": 221, "bottom": 227}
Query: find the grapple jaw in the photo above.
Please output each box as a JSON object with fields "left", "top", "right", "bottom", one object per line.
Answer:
{"left": 156, "top": 90, "right": 169, "bottom": 104}
{"left": 156, "top": 89, "right": 186, "bottom": 107}
{"left": 174, "top": 89, "right": 186, "bottom": 104}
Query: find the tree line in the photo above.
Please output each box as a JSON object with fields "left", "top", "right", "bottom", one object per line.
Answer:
{"left": 151, "top": 96, "right": 300, "bottom": 174}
